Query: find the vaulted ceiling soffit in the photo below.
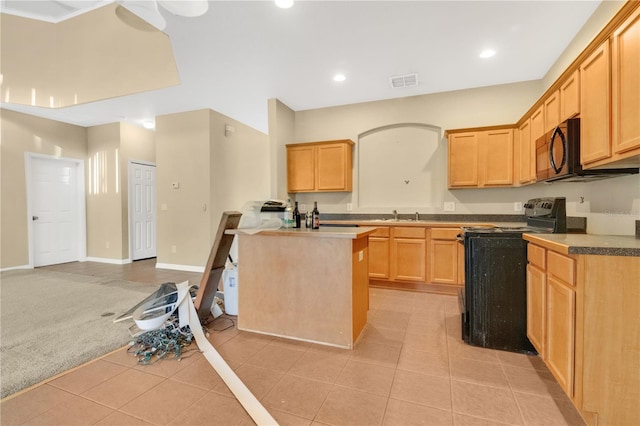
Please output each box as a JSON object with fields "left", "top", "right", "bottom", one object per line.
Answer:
{"left": 0, "top": 3, "right": 179, "bottom": 109}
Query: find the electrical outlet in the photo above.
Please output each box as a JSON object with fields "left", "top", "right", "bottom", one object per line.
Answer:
{"left": 300, "top": 204, "right": 306, "bottom": 212}
{"left": 105, "top": 241, "right": 110, "bottom": 249}
{"left": 514, "top": 202, "right": 523, "bottom": 212}
{"left": 347, "top": 203, "right": 353, "bottom": 211}
{"left": 444, "top": 202, "right": 455, "bottom": 212}
{"left": 171, "top": 245, "right": 177, "bottom": 253}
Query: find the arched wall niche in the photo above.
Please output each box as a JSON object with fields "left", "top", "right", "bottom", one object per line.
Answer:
{"left": 356, "top": 123, "right": 446, "bottom": 210}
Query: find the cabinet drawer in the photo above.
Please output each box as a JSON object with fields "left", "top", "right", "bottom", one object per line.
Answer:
{"left": 370, "top": 227, "right": 390, "bottom": 237}
{"left": 430, "top": 228, "right": 460, "bottom": 240}
{"left": 393, "top": 227, "right": 426, "bottom": 239}
{"left": 527, "top": 244, "right": 546, "bottom": 269}
{"left": 547, "top": 251, "right": 575, "bottom": 285}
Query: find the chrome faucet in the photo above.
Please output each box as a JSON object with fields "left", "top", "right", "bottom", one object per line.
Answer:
{"left": 392, "top": 209, "right": 398, "bottom": 220}
{"left": 415, "top": 212, "right": 420, "bottom": 221}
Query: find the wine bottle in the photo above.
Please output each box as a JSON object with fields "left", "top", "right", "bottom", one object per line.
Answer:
{"left": 293, "top": 201, "right": 301, "bottom": 228}
{"left": 312, "top": 201, "right": 320, "bottom": 229}
{"left": 283, "top": 198, "right": 293, "bottom": 228}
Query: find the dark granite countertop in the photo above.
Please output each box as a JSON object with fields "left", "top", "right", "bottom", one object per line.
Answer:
{"left": 523, "top": 233, "right": 640, "bottom": 257}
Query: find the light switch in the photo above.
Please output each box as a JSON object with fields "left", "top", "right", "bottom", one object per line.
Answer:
{"left": 161, "top": 203, "right": 168, "bottom": 211}
{"left": 444, "top": 202, "right": 455, "bottom": 212}
{"left": 171, "top": 181, "right": 180, "bottom": 189}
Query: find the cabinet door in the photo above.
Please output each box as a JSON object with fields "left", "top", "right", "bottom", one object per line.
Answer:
{"left": 518, "top": 119, "right": 534, "bottom": 184}
{"left": 580, "top": 41, "right": 611, "bottom": 166}
{"left": 482, "top": 129, "right": 513, "bottom": 186}
{"left": 287, "top": 146, "right": 315, "bottom": 192}
{"left": 392, "top": 238, "right": 426, "bottom": 282}
{"left": 544, "top": 90, "right": 561, "bottom": 133}
{"left": 429, "top": 239, "right": 458, "bottom": 284}
{"left": 531, "top": 104, "right": 545, "bottom": 143}
{"left": 612, "top": 8, "right": 640, "bottom": 155}
{"left": 368, "top": 237, "right": 390, "bottom": 279}
{"left": 448, "top": 133, "right": 479, "bottom": 187}
{"left": 560, "top": 69, "right": 580, "bottom": 122}
{"left": 317, "top": 143, "right": 351, "bottom": 191}
{"left": 526, "top": 264, "right": 546, "bottom": 356}
{"left": 546, "top": 276, "right": 576, "bottom": 397}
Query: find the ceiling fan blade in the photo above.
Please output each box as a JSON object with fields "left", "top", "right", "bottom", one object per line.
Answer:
{"left": 119, "top": 0, "right": 166, "bottom": 30}
{"left": 54, "top": 0, "right": 106, "bottom": 9}
{"left": 157, "top": 0, "right": 208, "bottom": 17}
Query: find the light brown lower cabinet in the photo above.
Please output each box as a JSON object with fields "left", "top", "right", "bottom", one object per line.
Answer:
{"left": 366, "top": 224, "right": 464, "bottom": 295}
{"left": 527, "top": 244, "right": 577, "bottom": 397}
{"left": 525, "top": 238, "right": 640, "bottom": 426}
{"left": 428, "top": 228, "right": 461, "bottom": 285}
{"left": 390, "top": 227, "right": 426, "bottom": 282}
{"left": 367, "top": 227, "right": 390, "bottom": 279}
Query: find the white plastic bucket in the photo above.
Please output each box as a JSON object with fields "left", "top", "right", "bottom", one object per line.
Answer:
{"left": 222, "top": 268, "right": 238, "bottom": 315}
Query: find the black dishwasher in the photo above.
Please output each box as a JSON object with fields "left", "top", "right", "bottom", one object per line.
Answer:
{"left": 459, "top": 197, "right": 567, "bottom": 354}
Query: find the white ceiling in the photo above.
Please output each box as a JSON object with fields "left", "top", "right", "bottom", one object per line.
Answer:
{"left": 0, "top": 0, "right": 602, "bottom": 133}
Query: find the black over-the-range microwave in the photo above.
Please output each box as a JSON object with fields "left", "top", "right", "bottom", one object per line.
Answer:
{"left": 535, "top": 118, "right": 639, "bottom": 182}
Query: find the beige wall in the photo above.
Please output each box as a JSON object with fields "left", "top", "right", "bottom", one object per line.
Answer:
{"left": 156, "top": 110, "right": 212, "bottom": 268}
{"left": 85, "top": 122, "right": 155, "bottom": 261}
{"left": 268, "top": 99, "right": 295, "bottom": 200}
{"left": 86, "top": 123, "right": 123, "bottom": 260}
{"left": 155, "top": 109, "right": 269, "bottom": 269}
{"left": 0, "top": 110, "right": 87, "bottom": 269}
{"left": 209, "top": 110, "right": 270, "bottom": 236}
{"left": 281, "top": 80, "right": 542, "bottom": 214}
{"left": 119, "top": 122, "right": 155, "bottom": 259}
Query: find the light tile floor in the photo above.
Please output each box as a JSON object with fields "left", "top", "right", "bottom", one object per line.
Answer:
{"left": 1, "top": 262, "right": 586, "bottom": 426}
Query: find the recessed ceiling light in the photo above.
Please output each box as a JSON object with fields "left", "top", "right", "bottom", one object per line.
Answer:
{"left": 142, "top": 120, "right": 155, "bottom": 129}
{"left": 479, "top": 49, "right": 496, "bottom": 58}
{"left": 275, "top": 0, "right": 294, "bottom": 9}
{"left": 333, "top": 73, "right": 346, "bottom": 82}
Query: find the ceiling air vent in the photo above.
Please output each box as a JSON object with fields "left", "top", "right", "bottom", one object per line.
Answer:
{"left": 389, "top": 73, "right": 419, "bottom": 88}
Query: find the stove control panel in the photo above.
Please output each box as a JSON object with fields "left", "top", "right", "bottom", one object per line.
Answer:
{"left": 524, "top": 197, "right": 565, "bottom": 218}
{"left": 524, "top": 197, "right": 567, "bottom": 233}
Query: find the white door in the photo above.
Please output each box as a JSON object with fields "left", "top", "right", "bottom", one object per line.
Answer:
{"left": 130, "top": 162, "right": 156, "bottom": 260}
{"left": 31, "top": 157, "right": 81, "bottom": 266}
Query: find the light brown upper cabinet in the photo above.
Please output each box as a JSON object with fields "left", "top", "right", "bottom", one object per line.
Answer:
{"left": 612, "top": 7, "right": 640, "bottom": 157}
{"left": 581, "top": 6, "right": 640, "bottom": 169}
{"left": 517, "top": 118, "right": 536, "bottom": 185}
{"left": 448, "top": 128, "right": 514, "bottom": 188}
{"left": 560, "top": 69, "right": 580, "bottom": 122}
{"left": 448, "top": 132, "right": 479, "bottom": 187}
{"left": 580, "top": 40, "right": 612, "bottom": 166}
{"left": 530, "top": 104, "right": 545, "bottom": 143}
{"left": 544, "top": 90, "right": 561, "bottom": 133}
{"left": 286, "top": 139, "right": 354, "bottom": 193}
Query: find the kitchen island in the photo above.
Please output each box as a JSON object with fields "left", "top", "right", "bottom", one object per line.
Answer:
{"left": 227, "top": 226, "right": 377, "bottom": 349}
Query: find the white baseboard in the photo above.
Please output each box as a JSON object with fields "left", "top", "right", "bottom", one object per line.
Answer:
{"left": 155, "top": 263, "right": 205, "bottom": 273}
{"left": 84, "top": 257, "right": 132, "bottom": 265}
{"left": 0, "top": 264, "right": 32, "bottom": 272}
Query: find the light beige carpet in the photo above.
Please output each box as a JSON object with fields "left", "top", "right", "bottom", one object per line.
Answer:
{"left": 0, "top": 269, "right": 159, "bottom": 398}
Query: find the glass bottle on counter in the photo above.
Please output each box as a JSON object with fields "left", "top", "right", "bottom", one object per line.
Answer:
{"left": 305, "top": 211, "right": 313, "bottom": 228}
{"left": 293, "top": 201, "right": 301, "bottom": 228}
{"left": 283, "top": 198, "right": 293, "bottom": 228}
{"left": 312, "top": 201, "right": 320, "bottom": 229}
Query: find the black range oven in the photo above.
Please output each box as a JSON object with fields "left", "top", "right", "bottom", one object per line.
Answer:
{"left": 458, "top": 197, "right": 567, "bottom": 354}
